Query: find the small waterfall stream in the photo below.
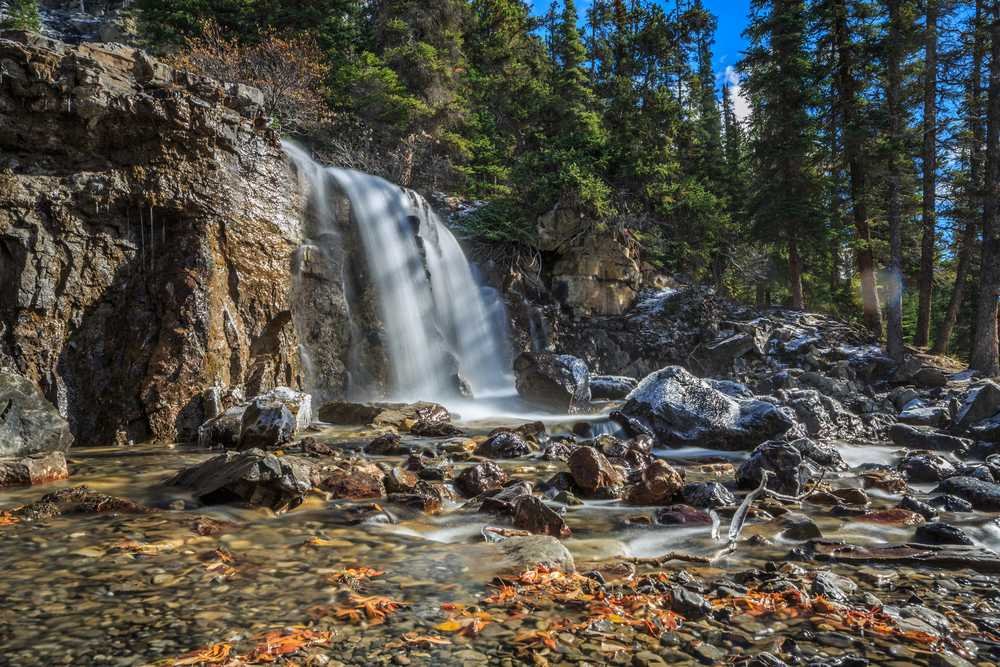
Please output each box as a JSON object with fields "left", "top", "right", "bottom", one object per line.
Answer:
{"left": 284, "top": 142, "right": 514, "bottom": 403}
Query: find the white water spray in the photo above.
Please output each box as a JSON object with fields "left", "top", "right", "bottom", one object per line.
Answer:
{"left": 283, "top": 142, "right": 514, "bottom": 402}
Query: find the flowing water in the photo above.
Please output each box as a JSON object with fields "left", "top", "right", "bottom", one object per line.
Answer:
{"left": 283, "top": 142, "right": 514, "bottom": 404}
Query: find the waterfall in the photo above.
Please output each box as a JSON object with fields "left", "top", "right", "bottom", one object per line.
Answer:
{"left": 283, "top": 142, "right": 514, "bottom": 403}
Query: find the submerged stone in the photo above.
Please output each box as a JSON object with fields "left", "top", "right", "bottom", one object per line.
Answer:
{"left": 0, "top": 451, "right": 68, "bottom": 488}
{"left": 169, "top": 449, "right": 312, "bottom": 512}
{"left": 514, "top": 352, "right": 591, "bottom": 411}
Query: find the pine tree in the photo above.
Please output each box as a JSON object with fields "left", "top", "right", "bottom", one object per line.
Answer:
{"left": 2, "top": 0, "right": 41, "bottom": 32}
{"left": 914, "top": 0, "right": 939, "bottom": 348}
{"left": 971, "top": 2, "right": 1000, "bottom": 375}
{"left": 741, "top": 0, "right": 823, "bottom": 309}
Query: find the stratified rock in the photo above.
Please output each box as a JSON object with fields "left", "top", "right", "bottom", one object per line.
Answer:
{"left": 589, "top": 375, "right": 638, "bottom": 400}
{"left": 899, "top": 451, "right": 958, "bottom": 483}
{"left": 655, "top": 504, "right": 713, "bottom": 525}
{"left": 549, "top": 228, "right": 642, "bottom": 316}
{"left": 316, "top": 401, "right": 451, "bottom": 429}
{"left": 933, "top": 477, "right": 1000, "bottom": 511}
{"left": 454, "top": 461, "right": 508, "bottom": 498}
{"left": 614, "top": 366, "right": 794, "bottom": 450}
{"left": 514, "top": 352, "right": 591, "bottom": 411}
{"left": 625, "top": 460, "right": 683, "bottom": 505}
{"left": 0, "top": 367, "right": 73, "bottom": 457}
{"left": 169, "top": 449, "right": 312, "bottom": 512}
{"left": 0, "top": 451, "right": 69, "bottom": 488}
{"left": 476, "top": 431, "right": 532, "bottom": 459}
{"left": 513, "top": 496, "right": 571, "bottom": 537}
{"left": 10, "top": 485, "right": 148, "bottom": 521}
{"left": 914, "top": 523, "right": 973, "bottom": 546}
{"left": 568, "top": 446, "right": 624, "bottom": 496}
{"left": 682, "top": 481, "right": 735, "bottom": 509}
{"left": 0, "top": 35, "right": 311, "bottom": 445}
{"left": 890, "top": 424, "right": 971, "bottom": 453}
{"left": 800, "top": 539, "right": 1000, "bottom": 574}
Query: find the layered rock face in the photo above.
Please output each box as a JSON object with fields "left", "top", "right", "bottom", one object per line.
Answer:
{"left": 0, "top": 32, "right": 308, "bottom": 445}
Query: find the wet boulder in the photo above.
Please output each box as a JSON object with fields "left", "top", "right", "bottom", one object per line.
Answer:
{"left": 889, "top": 424, "right": 970, "bottom": 453}
{"left": 568, "top": 446, "right": 624, "bottom": 497}
{"left": 780, "top": 389, "right": 867, "bottom": 442}
{"left": 493, "top": 535, "right": 575, "bottom": 573}
{"left": 514, "top": 352, "right": 591, "bottom": 411}
{"left": 898, "top": 451, "right": 957, "bottom": 484}
{"left": 914, "top": 522, "right": 973, "bottom": 546}
{"left": 625, "top": 460, "right": 683, "bottom": 505}
{"left": 0, "top": 451, "right": 69, "bottom": 488}
{"left": 655, "top": 504, "right": 713, "bottom": 525}
{"left": 454, "top": 461, "right": 508, "bottom": 498}
{"left": 597, "top": 434, "right": 653, "bottom": 472}
{"left": 476, "top": 430, "right": 532, "bottom": 459}
{"left": 589, "top": 375, "right": 638, "bottom": 400}
{"left": 899, "top": 495, "right": 938, "bottom": 520}
{"left": 238, "top": 397, "right": 297, "bottom": 450}
{"left": 197, "top": 406, "right": 246, "bottom": 449}
{"left": 955, "top": 381, "right": 1000, "bottom": 431}
{"left": 10, "top": 485, "right": 148, "bottom": 521}
{"left": 317, "top": 401, "right": 451, "bottom": 429}
{"left": 933, "top": 476, "right": 1000, "bottom": 511}
{"left": 614, "top": 366, "right": 794, "bottom": 450}
{"left": 682, "top": 481, "right": 735, "bottom": 509}
{"left": 897, "top": 401, "right": 950, "bottom": 428}
{"left": 737, "top": 441, "right": 806, "bottom": 495}
{"left": 258, "top": 387, "right": 312, "bottom": 430}
{"left": 410, "top": 420, "right": 464, "bottom": 437}
{"left": 926, "top": 494, "right": 973, "bottom": 512}
{"left": 169, "top": 449, "right": 312, "bottom": 512}
{"left": 0, "top": 366, "right": 73, "bottom": 458}
{"left": 969, "top": 413, "right": 1000, "bottom": 443}
{"left": 321, "top": 469, "right": 386, "bottom": 500}
{"left": 480, "top": 481, "right": 533, "bottom": 515}
{"left": 513, "top": 496, "right": 571, "bottom": 537}
{"left": 365, "top": 432, "right": 410, "bottom": 456}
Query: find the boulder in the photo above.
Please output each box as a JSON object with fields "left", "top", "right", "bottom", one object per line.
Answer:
{"left": 969, "top": 414, "right": 1000, "bottom": 443}
{"left": 0, "top": 451, "right": 69, "bottom": 488}
{"left": 514, "top": 352, "right": 591, "bottom": 411}
{"left": 316, "top": 401, "right": 450, "bottom": 429}
{"left": 9, "top": 485, "right": 148, "bottom": 521}
{"left": 933, "top": 477, "right": 1000, "bottom": 511}
{"left": 568, "top": 446, "right": 624, "bottom": 496}
{"left": 589, "top": 375, "right": 638, "bottom": 401}
{"left": 549, "top": 229, "right": 641, "bottom": 316}
{"left": 197, "top": 406, "right": 246, "bottom": 449}
{"left": 494, "top": 535, "right": 575, "bottom": 573}
{"left": 737, "top": 441, "right": 806, "bottom": 495}
{"left": 476, "top": 431, "right": 532, "bottom": 459}
{"left": 365, "top": 432, "right": 410, "bottom": 456}
{"left": 480, "top": 481, "right": 534, "bottom": 515}
{"left": 889, "top": 424, "right": 970, "bottom": 453}
{"left": 781, "top": 389, "right": 868, "bottom": 441}
{"left": 625, "top": 460, "right": 684, "bottom": 505}
{"left": 169, "top": 449, "right": 312, "bottom": 512}
{"left": 956, "top": 382, "right": 1000, "bottom": 431}
{"left": 454, "top": 461, "right": 508, "bottom": 498}
{"left": 913, "top": 523, "right": 973, "bottom": 546}
{"left": 897, "top": 402, "right": 950, "bottom": 428}
{"left": 898, "top": 451, "right": 957, "bottom": 483}
{"left": 513, "top": 496, "right": 571, "bottom": 537}
{"left": 655, "top": 504, "right": 713, "bottom": 525}
{"left": 257, "top": 387, "right": 312, "bottom": 430}
{"left": 321, "top": 470, "right": 386, "bottom": 500}
{"left": 691, "top": 333, "right": 756, "bottom": 376}
{"left": 681, "top": 481, "right": 735, "bottom": 509}
{"left": 238, "top": 397, "right": 297, "bottom": 451}
{"left": 0, "top": 367, "right": 73, "bottom": 458}
{"left": 614, "top": 366, "right": 794, "bottom": 450}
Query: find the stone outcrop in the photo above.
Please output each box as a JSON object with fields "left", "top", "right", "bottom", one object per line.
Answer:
{"left": 0, "top": 32, "right": 331, "bottom": 445}
{"left": 0, "top": 365, "right": 73, "bottom": 457}
{"left": 550, "top": 231, "right": 642, "bottom": 317}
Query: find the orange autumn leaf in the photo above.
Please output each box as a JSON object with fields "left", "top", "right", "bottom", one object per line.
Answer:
{"left": 325, "top": 567, "right": 384, "bottom": 587}
{"left": 243, "top": 628, "right": 332, "bottom": 663}
{"left": 401, "top": 632, "right": 452, "bottom": 647}
{"left": 331, "top": 594, "right": 405, "bottom": 625}
{"left": 0, "top": 513, "right": 18, "bottom": 526}
{"left": 171, "top": 642, "right": 233, "bottom": 666}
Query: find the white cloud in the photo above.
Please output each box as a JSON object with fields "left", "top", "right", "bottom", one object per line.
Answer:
{"left": 723, "top": 66, "right": 751, "bottom": 124}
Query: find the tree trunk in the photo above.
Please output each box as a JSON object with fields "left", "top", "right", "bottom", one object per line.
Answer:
{"left": 831, "top": 0, "right": 882, "bottom": 336}
{"left": 788, "top": 237, "right": 804, "bottom": 310}
{"left": 915, "top": 0, "right": 938, "bottom": 347}
{"left": 972, "top": 6, "right": 1000, "bottom": 376}
{"left": 934, "top": 0, "right": 986, "bottom": 356}
{"left": 885, "top": 0, "right": 906, "bottom": 363}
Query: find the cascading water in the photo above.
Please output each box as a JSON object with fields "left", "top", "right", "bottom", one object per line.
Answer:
{"left": 283, "top": 142, "right": 514, "bottom": 403}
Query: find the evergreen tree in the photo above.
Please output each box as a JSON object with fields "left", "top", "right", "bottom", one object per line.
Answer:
{"left": 913, "top": 0, "right": 939, "bottom": 347}
{"left": 741, "top": 0, "right": 823, "bottom": 309}
{"left": 2, "top": 0, "right": 42, "bottom": 32}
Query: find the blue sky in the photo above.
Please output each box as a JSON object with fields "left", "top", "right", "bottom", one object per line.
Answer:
{"left": 528, "top": 1, "right": 752, "bottom": 73}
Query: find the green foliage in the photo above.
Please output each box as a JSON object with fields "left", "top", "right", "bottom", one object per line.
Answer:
{"left": 1, "top": 0, "right": 41, "bottom": 32}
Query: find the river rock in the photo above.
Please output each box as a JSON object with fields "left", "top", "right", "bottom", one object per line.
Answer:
{"left": 589, "top": 375, "right": 638, "bottom": 400}
{"left": 897, "top": 402, "right": 950, "bottom": 428}
{"left": 614, "top": 366, "right": 794, "bottom": 450}
{"left": 969, "top": 414, "right": 1000, "bottom": 442}
{"left": 197, "top": 406, "right": 246, "bottom": 449}
{"left": 476, "top": 430, "right": 532, "bottom": 459}
{"left": 691, "top": 332, "right": 757, "bottom": 375}
{"left": 514, "top": 352, "right": 591, "bottom": 411}
{"left": 0, "top": 367, "right": 73, "bottom": 457}
{"left": 625, "top": 460, "right": 683, "bottom": 505}
{"left": 454, "top": 461, "right": 508, "bottom": 498}
{"left": 955, "top": 381, "right": 1000, "bottom": 431}
{"left": 926, "top": 494, "right": 974, "bottom": 512}
{"left": 737, "top": 441, "right": 806, "bottom": 495}
{"left": 682, "top": 481, "right": 735, "bottom": 509}
{"left": 0, "top": 451, "right": 69, "bottom": 487}
{"left": 781, "top": 514, "right": 823, "bottom": 541}
{"left": 321, "top": 470, "right": 386, "bottom": 500}
{"left": 238, "top": 397, "right": 297, "bottom": 450}
{"left": 899, "top": 451, "right": 958, "bottom": 483}
{"left": 366, "top": 432, "right": 409, "bottom": 456}
{"left": 890, "top": 424, "right": 970, "bottom": 453}
{"left": 317, "top": 401, "right": 450, "bottom": 429}
{"left": 480, "top": 481, "right": 533, "bottom": 515}
{"left": 568, "top": 446, "right": 624, "bottom": 496}
{"left": 780, "top": 389, "right": 868, "bottom": 441}
{"left": 10, "top": 485, "right": 148, "bottom": 521}
{"left": 169, "top": 449, "right": 312, "bottom": 512}
{"left": 933, "top": 477, "right": 1000, "bottom": 511}
{"left": 513, "top": 496, "right": 571, "bottom": 537}
{"left": 899, "top": 495, "right": 938, "bottom": 520}
{"left": 494, "top": 535, "right": 575, "bottom": 573}
{"left": 655, "top": 504, "right": 714, "bottom": 525}
{"left": 914, "top": 523, "right": 973, "bottom": 546}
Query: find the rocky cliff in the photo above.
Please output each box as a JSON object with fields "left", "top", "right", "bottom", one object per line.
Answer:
{"left": 0, "top": 31, "right": 308, "bottom": 445}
